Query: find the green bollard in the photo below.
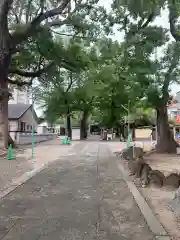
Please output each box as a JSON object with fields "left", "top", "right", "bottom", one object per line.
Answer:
{"left": 8, "top": 144, "right": 15, "bottom": 160}
{"left": 126, "top": 132, "right": 132, "bottom": 148}
{"left": 66, "top": 138, "right": 70, "bottom": 145}
{"left": 61, "top": 136, "right": 66, "bottom": 144}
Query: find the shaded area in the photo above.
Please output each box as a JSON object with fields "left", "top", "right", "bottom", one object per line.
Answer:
{"left": 0, "top": 144, "right": 154, "bottom": 239}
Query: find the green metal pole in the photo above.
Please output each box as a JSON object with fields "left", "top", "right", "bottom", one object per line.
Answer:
{"left": 121, "top": 102, "right": 131, "bottom": 147}
{"left": 32, "top": 126, "right": 34, "bottom": 159}
{"left": 128, "top": 100, "right": 130, "bottom": 135}
{"left": 32, "top": 90, "right": 35, "bottom": 159}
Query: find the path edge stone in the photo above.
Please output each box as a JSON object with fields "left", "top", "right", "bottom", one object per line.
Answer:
{"left": 117, "top": 161, "right": 170, "bottom": 239}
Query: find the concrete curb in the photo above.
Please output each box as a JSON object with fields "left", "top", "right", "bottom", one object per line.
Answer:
{"left": 117, "top": 162, "right": 171, "bottom": 239}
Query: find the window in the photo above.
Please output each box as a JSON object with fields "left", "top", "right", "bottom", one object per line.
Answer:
{"left": 20, "top": 122, "right": 26, "bottom": 132}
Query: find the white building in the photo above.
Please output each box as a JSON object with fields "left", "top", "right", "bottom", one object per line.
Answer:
{"left": 8, "top": 104, "right": 38, "bottom": 142}
{"left": 9, "top": 88, "right": 30, "bottom": 104}
{"left": 37, "top": 121, "right": 60, "bottom": 134}
{"left": 176, "top": 91, "right": 180, "bottom": 103}
{"left": 167, "top": 104, "right": 180, "bottom": 119}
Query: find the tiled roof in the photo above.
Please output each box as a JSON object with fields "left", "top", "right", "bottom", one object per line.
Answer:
{"left": 8, "top": 104, "right": 32, "bottom": 119}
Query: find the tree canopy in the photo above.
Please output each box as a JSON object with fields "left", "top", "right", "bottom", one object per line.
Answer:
{"left": 0, "top": 0, "right": 180, "bottom": 151}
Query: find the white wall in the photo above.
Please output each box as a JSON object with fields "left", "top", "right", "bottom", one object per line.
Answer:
{"left": 72, "top": 128, "right": 80, "bottom": 140}
{"left": 9, "top": 120, "right": 18, "bottom": 131}
{"left": 18, "top": 133, "right": 56, "bottom": 145}
{"left": 9, "top": 108, "right": 38, "bottom": 141}
{"left": 37, "top": 126, "right": 47, "bottom": 134}
{"left": 167, "top": 107, "right": 178, "bottom": 118}
{"left": 20, "top": 108, "right": 38, "bottom": 131}
{"left": 9, "top": 120, "right": 18, "bottom": 141}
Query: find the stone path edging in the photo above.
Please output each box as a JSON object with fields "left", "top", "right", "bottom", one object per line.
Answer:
{"left": 117, "top": 161, "right": 171, "bottom": 239}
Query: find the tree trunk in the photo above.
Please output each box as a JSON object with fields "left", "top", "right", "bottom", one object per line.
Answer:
{"left": 115, "top": 127, "right": 120, "bottom": 137}
{"left": 66, "top": 107, "right": 72, "bottom": 139}
{"left": 156, "top": 105, "right": 178, "bottom": 153}
{"left": 0, "top": 81, "right": 9, "bottom": 149}
{"left": 132, "top": 123, "right": 136, "bottom": 141}
{"left": 80, "top": 109, "right": 88, "bottom": 140}
{"left": 0, "top": 17, "right": 12, "bottom": 148}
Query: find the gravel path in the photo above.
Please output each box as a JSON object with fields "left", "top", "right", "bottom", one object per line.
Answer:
{"left": 0, "top": 142, "right": 154, "bottom": 239}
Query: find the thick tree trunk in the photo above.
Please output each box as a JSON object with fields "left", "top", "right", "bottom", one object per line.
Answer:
{"left": 80, "top": 109, "right": 88, "bottom": 140}
{"left": 66, "top": 107, "right": 72, "bottom": 139}
{"left": 0, "top": 80, "right": 9, "bottom": 149}
{"left": 0, "top": 17, "right": 11, "bottom": 148}
{"left": 156, "top": 105, "right": 178, "bottom": 153}
{"left": 132, "top": 123, "right": 136, "bottom": 141}
{"left": 115, "top": 127, "right": 120, "bottom": 137}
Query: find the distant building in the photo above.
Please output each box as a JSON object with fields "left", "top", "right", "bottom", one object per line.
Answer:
{"left": 176, "top": 91, "right": 180, "bottom": 103}
{"left": 37, "top": 120, "right": 60, "bottom": 134}
{"left": 9, "top": 88, "right": 31, "bottom": 104}
{"left": 8, "top": 104, "right": 38, "bottom": 142}
{"left": 167, "top": 92, "right": 180, "bottom": 121}
{"left": 167, "top": 103, "right": 180, "bottom": 119}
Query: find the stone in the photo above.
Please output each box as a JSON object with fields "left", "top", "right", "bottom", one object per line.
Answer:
{"left": 149, "top": 170, "right": 164, "bottom": 187}
{"left": 121, "top": 146, "right": 143, "bottom": 160}
{"left": 140, "top": 163, "right": 152, "bottom": 186}
{"left": 163, "top": 173, "right": 180, "bottom": 189}
{"left": 170, "top": 187, "right": 180, "bottom": 217}
{"left": 128, "top": 160, "right": 140, "bottom": 175}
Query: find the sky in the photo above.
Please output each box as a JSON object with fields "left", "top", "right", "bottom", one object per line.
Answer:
{"left": 35, "top": 1, "right": 179, "bottom": 116}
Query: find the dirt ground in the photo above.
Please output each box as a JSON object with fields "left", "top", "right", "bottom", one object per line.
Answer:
{"left": 141, "top": 153, "right": 180, "bottom": 239}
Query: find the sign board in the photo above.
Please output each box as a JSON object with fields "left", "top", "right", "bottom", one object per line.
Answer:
{"left": 176, "top": 133, "right": 180, "bottom": 139}
{"left": 175, "top": 133, "right": 180, "bottom": 143}
{"left": 176, "top": 115, "right": 180, "bottom": 123}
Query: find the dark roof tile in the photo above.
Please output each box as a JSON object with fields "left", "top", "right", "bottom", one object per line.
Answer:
{"left": 8, "top": 104, "right": 32, "bottom": 119}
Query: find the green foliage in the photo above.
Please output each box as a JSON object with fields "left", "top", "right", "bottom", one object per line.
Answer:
{"left": 11, "top": 0, "right": 180, "bottom": 131}
{"left": 7, "top": 0, "right": 110, "bottom": 88}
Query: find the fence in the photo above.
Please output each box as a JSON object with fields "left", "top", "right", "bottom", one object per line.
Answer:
{"left": 14, "top": 132, "right": 57, "bottom": 145}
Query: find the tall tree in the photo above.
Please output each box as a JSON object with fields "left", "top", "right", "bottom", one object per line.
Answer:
{"left": 0, "top": 0, "right": 107, "bottom": 147}
{"left": 145, "top": 42, "right": 180, "bottom": 152}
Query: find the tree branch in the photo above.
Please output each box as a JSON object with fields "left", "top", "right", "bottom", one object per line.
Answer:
{"left": 10, "top": 8, "right": 20, "bottom": 23}
{"left": 140, "top": 12, "right": 155, "bottom": 29}
{"left": 50, "top": 29, "right": 97, "bottom": 40}
{"left": 129, "top": 12, "right": 155, "bottom": 37}
{"left": 45, "top": 18, "right": 69, "bottom": 28}
{"left": 8, "top": 78, "right": 33, "bottom": 86}
{"left": 8, "top": 62, "right": 54, "bottom": 77}
{"left": 36, "top": 41, "right": 81, "bottom": 72}
{"left": 0, "top": 0, "right": 13, "bottom": 22}
{"left": 11, "top": 0, "right": 71, "bottom": 46}
{"left": 66, "top": 72, "right": 74, "bottom": 92}
{"left": 169, "top": 0, "right": 180, "bottom": 41}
